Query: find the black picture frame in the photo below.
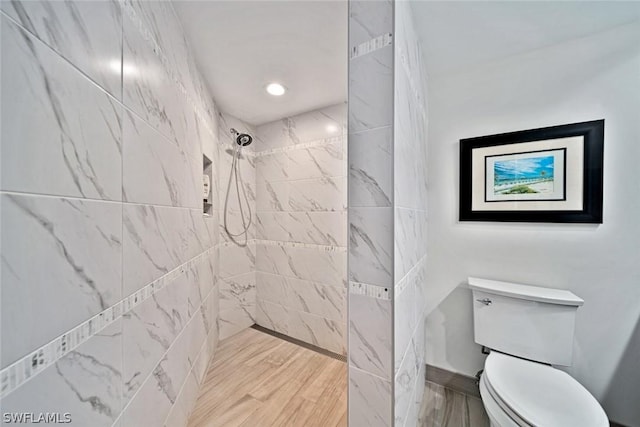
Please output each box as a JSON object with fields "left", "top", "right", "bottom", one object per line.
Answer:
{"left": 460, "top": 120, "right": 604, "bottom": 223}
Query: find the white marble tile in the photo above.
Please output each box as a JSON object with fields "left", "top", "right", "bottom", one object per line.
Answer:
{"left": 349, "top": 294, "right": 392, "bottom": 380}
{"left": 349, "top": 126, "right": 393, "bottom": 207}
{"left": 287, "top": 142, "right": 344, "bottom": 181}
{"left": 122, "top": 13, "right": 196, "bottom": 159}
{"left": 185, "top": 308, "right": 207, "bottom": 378}
{"left": 395, "top": 337, "right": 418, "bottom": 427}
{"left": 404, "top": 386, "right": 419, "bottom": 427}
{"left": 188, "top": 209, "right": 214, "bottom": 254}
{"left": 289, "top": 177, "right": 346, "bottom": 212}
{"left": 348, "top": 0, "right": 393, "bottom": 48}
{"left": 1, "top": 0, "right": 123, "bottom": 97}
{"left": 218, "top": 242, "right": 255, "bottom": 279}
{"left": 122, "top": 204, "right": 195, "bottom": 295}
{"left": 349, "top": 207, "right": 393, "bottom": 287}
{"left": 192, "top": 338, "right": 210, "bottom": 386}
{"left": 394, "top": 208, "right": 427, "bottom": 283}
{"left": 219, "top": 272, "right": 256, "bottom": 315}
{"left": 1, "top": 194, "right": 122, "bottom": 368}
{"left": 349, "top": 367, "right": 392, "bottom": 427}
{"left": 288, "top": 103, "right": 346, "bottom": 144}
{"left": 120, "top": 359, "right": 174, "bottom": 427}
{"left": 256, "top": 212, "right": 291, "bottom": 241}
{"left": 288, "top": 211, "right": 347, "bottom": 246}
{"left": 185, "top": 261, "right": 210, "bottom": 322}
{"left": 255, "top": 272, "right": 289, "bottom": 306}
{"left": 395, "top": 275, "right": 417, "bottom": 371}
{"left": 256, "top": 299, "right": 290, "bottom": 336}
{"left": 288, "top": 310, "right": 346, "bottom": 355}
{"left": 287, "top": 277, "right": 345, "bottom": 321}
{"left": 122, "top": 280, "right": 188, "bottom": 402}
{"left": 349, "top": 45, "right": 393, "bottom": 133}
{"left": 164, "top": 369, "right": 199, "bottom": 427}
{"left": 122, "top": 109, "right": 200, "bottom": 208}
{"left": 256, "top": 244, "right": 346, "bottom": 288}
{"left": 219, "top": 272, "right": 255, "bottom": 340}
{"left": 150, "top": 330, "right": 191, "bottom": 414}
{"left": 395, "top": 122, "right": 428, "bottom": 211}
{"left": 256, "top": 180, "right": 289, "bottom": 212}
{"left": 206, "top": 308, "right": 220, "bottom": 361}
{"left": 256, "top": 152, "right": 289, "bottom": 182}
{"left": 254, "top": 118, "right": 291, "bottom": 152}
{"left": 414, "top": 317, "right": 427, "bottom": 387}
{"left": 0, "top": 320, "right": 122, "bottom": 426}
{"left": 414, "top": 260, "right": 428, "bottom": 322}
{"left": 1, "top": 17, "right": 122, "bottom": 201}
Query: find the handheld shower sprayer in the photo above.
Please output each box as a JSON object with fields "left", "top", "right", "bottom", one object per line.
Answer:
{"left": 224, "top": 128, "right": 254, "bottom": 246}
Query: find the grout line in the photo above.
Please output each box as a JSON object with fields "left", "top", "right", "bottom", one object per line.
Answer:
{"left": 0, "top": 190, "right": 205, "bottom": 210}
{"left": 252, "top": 135, "right": 345, "bottom": 157}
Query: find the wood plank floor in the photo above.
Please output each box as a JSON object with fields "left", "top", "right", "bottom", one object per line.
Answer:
{"left": 418, "top": 382, "right": 489, "bottom": 427}
{"left": 187, "top": 328, "right": 347, "bottom": 427}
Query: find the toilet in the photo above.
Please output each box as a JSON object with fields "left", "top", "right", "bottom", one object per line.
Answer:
{"left": 469, "top": 277, "right": 608, "bottom": 427}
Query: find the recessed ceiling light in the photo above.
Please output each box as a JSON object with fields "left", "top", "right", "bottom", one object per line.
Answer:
{"left": 326, "top": 124, "right": 339, "bottom": 133}
{"left": 266, "top": 83, "right": 286, "bottom": 96}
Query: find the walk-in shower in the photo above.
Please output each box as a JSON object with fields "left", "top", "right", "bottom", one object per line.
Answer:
{"left": 223, "top": 128, "right": 253, "bottom": 246}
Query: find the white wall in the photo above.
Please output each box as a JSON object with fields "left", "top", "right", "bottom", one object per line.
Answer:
{"left": 425, "top": 22, "right": 640, "bottom": 426}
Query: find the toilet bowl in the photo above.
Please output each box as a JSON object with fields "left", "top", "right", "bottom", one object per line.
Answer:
{"left": 469, "top": 277, "right": 608, "bottom": 427}
{"left": 479, "top": 351, "right": 608, "bottom": 427}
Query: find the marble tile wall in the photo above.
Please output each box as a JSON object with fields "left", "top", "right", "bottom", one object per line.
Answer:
{"left": 217, "top": 112, "right": 257, "bottom": 341}
{"left": 348, "top": 0, "right": 395, "bottom": 425}
{"left": 0, "top": 1, "right": 220, "bottom": 426}
{"left": 253, "top": 104, "right": 348, "bottom": 356}
{"left": 349, "top": 0, "right": 429, "bottom": 426}
{"left": 394, "top": 2, "right": 430, "bottom": 427}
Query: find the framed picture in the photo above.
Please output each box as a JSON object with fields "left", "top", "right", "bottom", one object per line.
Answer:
{"left": 460, "top": 120, "right": 604, "bottom": 223}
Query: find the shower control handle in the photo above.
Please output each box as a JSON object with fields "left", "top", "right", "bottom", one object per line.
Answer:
{"left": 477, "top": 298, "right": 492, "bottom": 306}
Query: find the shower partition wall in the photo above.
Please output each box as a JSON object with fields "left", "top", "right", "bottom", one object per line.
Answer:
{"left": 348, "top": 1, "right": 429, "bottom": 426}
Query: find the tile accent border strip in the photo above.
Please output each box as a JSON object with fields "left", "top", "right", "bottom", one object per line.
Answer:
{"left": 0, "top": 246, "right": 217, "bottom": 400}
{"left": 220, "top": 238, "right": 347, "bottom": 253}
{"left": 350, "top": 33, "right": 393, "bottom": 59}
{"left": 349, "top": 281, "right": 391, "bottom": 300}
{"left": 253, "top": 135, "right": 345, "bottom": 157}
{"left": 255, "top": 239, "right": 347, "bottom": 253}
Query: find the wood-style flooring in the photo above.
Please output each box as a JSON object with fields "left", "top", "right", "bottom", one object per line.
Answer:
{"left": 418, "top": 381, "right": 489, "bottom": 427}
{"left": 187, "top": 328, "right": 347, "bottom": 427}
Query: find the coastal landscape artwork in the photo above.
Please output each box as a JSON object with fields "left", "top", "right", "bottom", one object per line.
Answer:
{"left": 486, "top": 149, "right": 565, "bottom": 202}
{"left": 459, "top": 119, "right": 604, "bottom": 223}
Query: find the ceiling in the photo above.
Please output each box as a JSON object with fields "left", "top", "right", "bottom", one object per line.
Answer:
{"left": 411, "top": 1, "right": 640, "bottom": 77}
{"left": 174, "top": 1, "right": 347, "bottom": 126}
{"left": 176, "top": 1, "right": 640, "bottom": 125}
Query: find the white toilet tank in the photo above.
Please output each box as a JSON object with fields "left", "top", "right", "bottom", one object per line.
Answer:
{"left": 469, "top": 277, "right": 584, "bottom": 366}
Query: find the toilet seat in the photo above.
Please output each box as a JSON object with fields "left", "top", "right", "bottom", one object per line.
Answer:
{"left": 482, "top": 351, "right": 608, "bottom": 427}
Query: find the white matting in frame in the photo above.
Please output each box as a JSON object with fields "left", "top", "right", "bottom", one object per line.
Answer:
{"left": 471, "top": 136, "right": 584, "bottom": 211}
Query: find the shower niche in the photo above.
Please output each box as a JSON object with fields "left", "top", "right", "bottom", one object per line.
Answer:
{"left": 203, "top": 153, "right": 213, "bottom": 216}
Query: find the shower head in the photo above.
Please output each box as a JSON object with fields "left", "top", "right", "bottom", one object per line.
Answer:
{"left": 230, "top": 128, "right": 253, "bottom": 147}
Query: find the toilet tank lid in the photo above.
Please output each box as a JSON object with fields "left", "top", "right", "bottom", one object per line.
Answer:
{"left": 468, "top": 277, "right": 584, "bottom": 306}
